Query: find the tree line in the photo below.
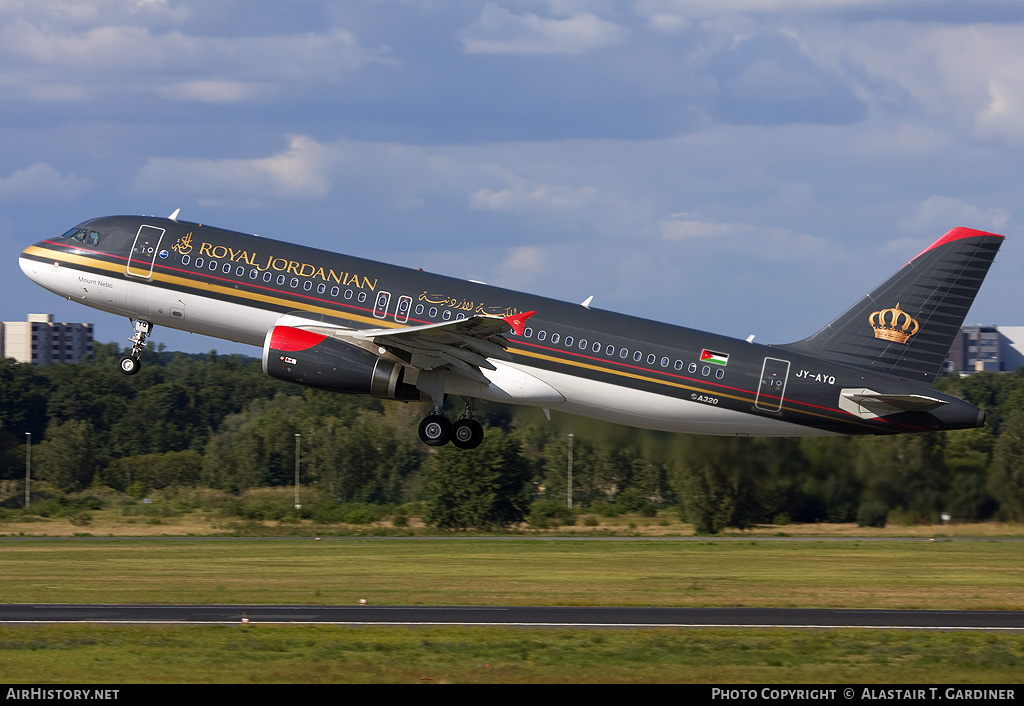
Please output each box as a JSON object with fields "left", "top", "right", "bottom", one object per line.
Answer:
{"left": 1, "top": 342, "right": 1023, "bottom": 531}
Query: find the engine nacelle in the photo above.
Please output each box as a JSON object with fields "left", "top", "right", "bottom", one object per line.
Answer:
{"left": 262, "top": 325, "right": 420, "bottom": 400}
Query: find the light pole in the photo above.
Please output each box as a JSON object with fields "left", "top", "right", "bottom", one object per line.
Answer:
{"left": 24, "top": 432, "right": 31, "bottom": 510}
{"left": 567, "top": 433, "right": 573, "bottom": 510}
{"left": 294, "top": 433, "right": 301, "bottom": 510}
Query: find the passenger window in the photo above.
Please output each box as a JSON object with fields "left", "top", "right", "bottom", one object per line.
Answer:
{"left": 716, "top": 369, "right": 725, "bottom": 379}
{"left": 264, "top": 272, "right": 272, "bottom": 282}
{"left": 688, "top": 363, "right": 697, "bottom": 373}
{"left": 332, "top": 287, "right": 340, "bottom": 297}
{"left": 674, "top": 360, "right": 683, "bottom": 370}
{"left": 210, "top": 261, "right": 218, "bottom": 270}
{"left": 290, "top": 278, "right": 299, "bottom": 288}
{"left": 304, "top": 281, "right": 312, "bottom": 291}
{"left": 345, "top": 289, "right": 353, "bottom": 299}
{"left": 524, "top": 328, "right": 533, "bottom": 338}
{"left": 633, "top": 351, "right": 642, "bottom": 362}
{"left": 317, "top": 283, "right": 325, "bottom": 294}
{"left": 396, "top": 296, "right": 412, "bottom": 323}
{"left": 661, "top": 357, "right": 669, "bottom": 368}
{"left": 277, "top": 275, "right": 285, "bottom": 285}
{"left": 620, "top": 348, "right": 628, "bottom": 359}
{"left": 551, "top": 333, "right": 560, "bottom": 344}
{"left": 647, "top": 354, "right": 656, "bottom": 365}
{"left": 374, "top": 292, "right": 391, "bottom": 318}
{"left": 358, "top": 292, "right": 367, "bottom": 303}
{"left": 195, "top": 257, "right": 203, "bottom": 268}
{"left": 565, "top": 336, "right": 574, "bottom": 347}
{"left": 250, "top": 269, "right": 258, "bottom": 280}
{"left": 182, "top": 255, "right": 191, "bottom": 266}
{"left": 594, "top": 343, "right": 602, "bottom": 353}
{"left": 537, "top": 331, "right": 546, "bottom": 341}
{"left": 429, "top": 306, "right": 437, "bottom": 317}
{"left": 222, "top": 264, "right": 231, "bottom": 274}
{"left": 442, "top": 310, "right": 451, "bottom": 320}
{"left": 702, "top": 366, "right": 710, "bottom": 376}
{"left": 578, "top": 339, "right": 587, "bottom": 349}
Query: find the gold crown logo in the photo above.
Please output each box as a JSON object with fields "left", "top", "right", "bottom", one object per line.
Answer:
{"left": 869, "top": 303, "right": 920, "bottom": 344}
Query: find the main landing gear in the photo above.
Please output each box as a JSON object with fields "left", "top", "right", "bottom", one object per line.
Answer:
{"left": 417, "top": 397, "right": 484, "bottom": 449}
{"left": 118, "top": 319, "right": 152, "bottom": 376}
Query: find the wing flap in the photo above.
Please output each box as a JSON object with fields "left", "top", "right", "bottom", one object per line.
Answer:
{"left": 339, "top": 311, "right": 535, "bottom": 381}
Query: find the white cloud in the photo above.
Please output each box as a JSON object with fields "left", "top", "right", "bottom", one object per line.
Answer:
{"left": 634, "top": 0, "right": 891, "bottom": 24}
{"left": 0, "top": 20, "right": 394, "bottom": 102}
{"left": 156, "top": 80, "right": 272, "bottom": 104}
{"left": 0, "top": 163, "right": 92, "bottom": 202}
{"left": 660, "top": 215, "right": 735, "bottom": 240}
{"left": 134, "top": 135, "right": 333, "bottom": 200}
{"left": 460, "top": 3, "right": 626, "bottom": 55}
{"left": 470, "top": 183, "right": 597, "bottom": 210}
{"left": 468, "top": 161, "right": 599, "bottom": 211}
{"left": 813, "top": 22, "right": 1024, "bottom": 148}
{"left": 0, "top": 0, "right": 189, "bottom": 25}
{"left": 660, "top": 213, "right": 838, "bottom": 261}
{"left": 899, "top": 196, "right": 1010, "bottom": 235}
{"left": 500, "top": 245, "right": 545, "bottom": 272}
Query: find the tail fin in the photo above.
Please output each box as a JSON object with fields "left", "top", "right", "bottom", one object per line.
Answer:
{"left": 780, "top": 227, "right": 1004, "bottom": 384}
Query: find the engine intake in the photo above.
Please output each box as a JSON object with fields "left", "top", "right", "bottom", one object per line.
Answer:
{"left": 262, "top": 325, "right": 420, "bottom": 400}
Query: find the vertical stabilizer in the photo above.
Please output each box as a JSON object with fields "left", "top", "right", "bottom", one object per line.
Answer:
{"left": 780, "top": 227, "right": 1004, "bottom": 384}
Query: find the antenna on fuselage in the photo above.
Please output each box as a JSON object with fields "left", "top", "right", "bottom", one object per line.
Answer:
{"left": 168, "top": 208, "right": 181, "bottom": 221}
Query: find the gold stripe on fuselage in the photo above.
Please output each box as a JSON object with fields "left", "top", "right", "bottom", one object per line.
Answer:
{"left": 28, "top": 244, "right": 864, "bottom": 429}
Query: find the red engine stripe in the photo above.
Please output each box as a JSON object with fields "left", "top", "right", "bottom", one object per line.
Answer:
{"left": 270, "top": 326, "right": 328, "bottom": 352}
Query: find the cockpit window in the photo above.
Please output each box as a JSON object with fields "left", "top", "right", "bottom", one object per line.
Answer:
{"left": 61, "top": 228, "right": 101, "bottom": 247}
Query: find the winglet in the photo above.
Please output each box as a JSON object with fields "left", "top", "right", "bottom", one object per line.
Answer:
{"left": 503, "top": 311, "right": 536, "bottom": 337}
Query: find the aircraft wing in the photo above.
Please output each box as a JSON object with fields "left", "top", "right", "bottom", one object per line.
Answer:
{"left": 341, "top": 311, "right": 537, "bottom": 383}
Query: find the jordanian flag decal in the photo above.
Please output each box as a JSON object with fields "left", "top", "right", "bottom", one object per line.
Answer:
{"left": 700, "top": 349, "right": 729, "bottom": 366}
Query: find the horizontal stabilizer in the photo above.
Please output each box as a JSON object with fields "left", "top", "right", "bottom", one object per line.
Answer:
{"left": 839, "top": 388, "right": 948, "bottom": 419}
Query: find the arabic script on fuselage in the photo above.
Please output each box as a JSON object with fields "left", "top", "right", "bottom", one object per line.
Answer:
{"left": 418, "top": 291, "right": 521, "bottom": 317}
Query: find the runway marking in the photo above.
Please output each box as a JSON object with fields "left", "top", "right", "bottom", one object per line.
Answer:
{"left": 4, "top": 620, "right": 1024, "bottom": 631}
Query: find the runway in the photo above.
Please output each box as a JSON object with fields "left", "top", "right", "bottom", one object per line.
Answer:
{"left": 2, "top": 604, "right": 1023, "bottom": 630}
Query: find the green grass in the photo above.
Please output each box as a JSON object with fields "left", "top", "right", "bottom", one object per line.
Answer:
{"left": 1, "top": 624, "right": 1022, "bottom": 684}
{"left": 1, "top": 538, "right": 1022, "bottom": 609}
{"left": 2, "top": 537, "right": 1023, "bottom": 683}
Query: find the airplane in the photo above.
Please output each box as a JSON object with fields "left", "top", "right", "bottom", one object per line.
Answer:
{"left": 20, "top": 212, "right": 1003, "bottom": 449}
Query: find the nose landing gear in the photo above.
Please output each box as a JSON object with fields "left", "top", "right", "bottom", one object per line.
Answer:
{"left": 118, "top": 318, "right": 153, "bottom": 376}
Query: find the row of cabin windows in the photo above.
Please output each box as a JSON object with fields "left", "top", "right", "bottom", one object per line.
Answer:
{"left": 182, "top": 254, "right": 370, "bottom": 303}
{"left": 521, "top": 327, "right": 725, "bottom": 379}
{"left": 181, "top": 253, "right": 473, "bottom": 322}
{"left": 180, "top": 253, "right": 721, "bottom": 378}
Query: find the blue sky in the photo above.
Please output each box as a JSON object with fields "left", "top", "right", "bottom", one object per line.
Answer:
{"left": 3, "top": 0, "right": 1023, "bottom": 355}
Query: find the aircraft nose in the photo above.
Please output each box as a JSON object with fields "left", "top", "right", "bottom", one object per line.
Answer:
{"left": 20, "top": 241, "right": 51, "bottom": 285}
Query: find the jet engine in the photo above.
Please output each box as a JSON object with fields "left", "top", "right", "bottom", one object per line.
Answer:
{"left": 262, "top": 325, "right": 420, "bottom": 400}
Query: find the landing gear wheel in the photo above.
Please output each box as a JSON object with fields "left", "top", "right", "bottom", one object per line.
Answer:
{"left": 451, "top": 418, "right": 484, "bottom": 450}
{"left": 119, "top": 356, "right": 141, "bottom": 376}
{"left": 418, "top": 415, "right": 452, "bottom": 447}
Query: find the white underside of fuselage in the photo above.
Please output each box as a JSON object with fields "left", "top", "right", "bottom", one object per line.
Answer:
{"left": 21, "top": 257, "right": 836, "bottom": 437}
